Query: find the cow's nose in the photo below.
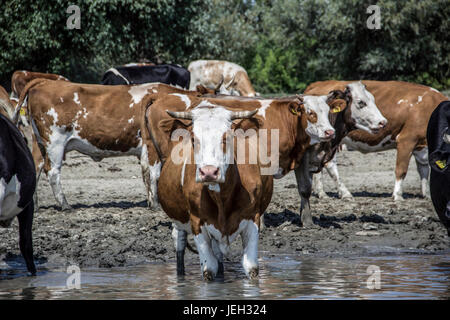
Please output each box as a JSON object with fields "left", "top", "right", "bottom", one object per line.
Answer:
{"left": 378, "top": 120, "right": 387, "bottom": 129}
{"left": 324, "top": 129, "right": 335, "bottom": 139}
{"left": 199, "top": 165, "right": 219, "bottom": 182}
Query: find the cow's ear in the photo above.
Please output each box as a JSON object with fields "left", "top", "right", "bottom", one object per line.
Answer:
{"left": 329, "top": 98, "right": 347, "bottom": 113}
{"left": 288, "top": 101, "right": 304, "bottom": 116}
{"left": 158, "top": 118, "right": 191, "bottom": 133}
{"left": 233, "top": 117, "right": 264, "bottom": 131}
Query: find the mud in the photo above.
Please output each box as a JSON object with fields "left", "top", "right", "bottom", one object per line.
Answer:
{"left": 0, "top": 149, "right": 448, "bottom": 270}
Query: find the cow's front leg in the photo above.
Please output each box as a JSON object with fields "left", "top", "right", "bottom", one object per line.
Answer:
{"left": 393, "top": 135, "right": 417, "bottom": 201}
{"left": 211, "top": 238, "right": 224, "bottom": 276}
{"left": 171, "top": 223, "right": 187, "bottom": 276}
{"left": 294, "top": 153, "right": 314, "bottom": 227}
{"left": 413, "top": 147, "right": 430, "bottom": 198}
{"left": 193, "top": 227, "right": 218, "bottom": 281}
{"left": 241, "top": 220, "right": 259, "bottom": 279}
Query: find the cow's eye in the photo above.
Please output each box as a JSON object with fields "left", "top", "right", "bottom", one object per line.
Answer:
{"left": 357, "top": 100, "right": 366, "bottom": 108}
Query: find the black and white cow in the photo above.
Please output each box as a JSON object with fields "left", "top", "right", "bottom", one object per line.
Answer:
{"left": 0, "top": 113, "right": 37, "bottom": 275}
{"left": 427, "top": 100, "right": 450, "bottom": 236}
{"left": 101, "top": 64, "right": 190, "bottom": 89}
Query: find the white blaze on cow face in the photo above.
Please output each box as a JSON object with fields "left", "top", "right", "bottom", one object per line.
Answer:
{"left": 191, "top": 105, "right": 233, "bottom": 184}
{"left": 347, "top": 82, "right": 387, "bottom": 134}
{"left": 302, "top": 95, "right": 335, "bottom": 144}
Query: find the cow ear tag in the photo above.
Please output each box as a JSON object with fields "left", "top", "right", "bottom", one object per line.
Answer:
{"left": 435, "top": 160, "right": 446, "bottom": 169}
{"left": 289, "top": 105, "right": 298, "bottom": 115}
{"left": 290, "top": 103, "right": 303, "bottom": 116}
{"left": 331, "top": 106, "right": 341, "bottom": 113}
{"left": 20, "top": 108, "right": 26, "bottom": 116}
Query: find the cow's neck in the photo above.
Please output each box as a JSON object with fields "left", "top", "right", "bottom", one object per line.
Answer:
{"left": 285, "top": 107, "right": 309, "bottom": 170}
{"left": 206, "top": 164, "right": 239, "bottom": 236}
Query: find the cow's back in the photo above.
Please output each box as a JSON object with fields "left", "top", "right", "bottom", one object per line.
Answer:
{"left": 102, "top": 64, "right": 190, "bottom": 88}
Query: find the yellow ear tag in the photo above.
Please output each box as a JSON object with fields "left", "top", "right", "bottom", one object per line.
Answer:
{"left": 290, "top": 106, "right": 299, "bottom": 116}
{"left": 331, "top": 107, "right": 341, "bottom": 113}
{"left": 20, "top": 108, "right": 26, "bottom": 116}
{"left": 435, "top": 160, "right": 446, "bottom": 169}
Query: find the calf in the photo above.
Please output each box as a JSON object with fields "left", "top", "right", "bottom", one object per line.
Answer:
{"left": 11, "top": 70, "right": 69, "bottom": 99}
{"left": 188, "top": 60, "right": 257, "bottom": 97}
{"left": 147, "top": 96, "right": 273, "bottom": 279}
{"left": 101, "top": 64, "right": 190, "bottom": 89}
{"left": 14, "top": 80, "right": 206, "bottom": 210}
{"left": 305, "top": 80, "right": 447, "bottom": 200}
{"left": 0, "top": 113, "right": 36, "bottom": 275}
{"left": 427, "top": 100, "right": 450, "bottom": 236}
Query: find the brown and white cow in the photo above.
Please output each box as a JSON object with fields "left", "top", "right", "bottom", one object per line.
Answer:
{"left": 14, "top": 79, "right": 208, "bottom": 210}
{"left": 188, "top": 60, "right": 257, "bottom": 97}
{"left": 140, "top": 91, "right": 344, "bottom": 233}
{"left": 148, "top": 96, "right": 273, "bottom": 279}
{"left": 11, "top": 70, "right": 69, "bottom": 99}
{"left": 305, "top": 80, "right": 447, "bottom": 201}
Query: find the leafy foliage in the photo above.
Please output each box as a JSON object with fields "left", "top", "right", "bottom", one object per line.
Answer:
{"left": 0, "top": 0, "right": 448, "bottom": 93}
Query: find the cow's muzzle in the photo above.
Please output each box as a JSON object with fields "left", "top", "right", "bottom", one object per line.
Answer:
{"left": 369, "top": 119, "right": 387, "bottom": 134}
{"left": 198, "top": 165, "right": 220, "bottom": 183}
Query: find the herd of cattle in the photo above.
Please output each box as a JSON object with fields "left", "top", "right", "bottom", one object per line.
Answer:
{"left": 0, "top": 60, "right": 449, "bottom": 280}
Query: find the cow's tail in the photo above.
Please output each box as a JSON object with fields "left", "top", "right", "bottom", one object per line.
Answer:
{"left": 12, "top": 78, "right": 48, "bottom": 124}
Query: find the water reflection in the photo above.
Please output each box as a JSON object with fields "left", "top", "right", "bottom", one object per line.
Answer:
{"left": 0, "top": 254, "right": 448, "bottom": 299}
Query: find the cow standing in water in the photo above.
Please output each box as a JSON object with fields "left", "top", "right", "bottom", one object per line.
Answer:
{"left": 0, "top": 92, "right": 36, "bottom": 275}
{"left": 305, "top": 80, "right": 447, "bottom": 201}
{"left": 101, "top": 64, "right": 190, "bottom": 89}
{"left": 144, "top": 95, "right": 273, "bottom": 279}
{"left": 427, "top": 101, "right": 450, "bottom": 236}
{"left": 188, "top": 60, "right": 257, "bottom": 97}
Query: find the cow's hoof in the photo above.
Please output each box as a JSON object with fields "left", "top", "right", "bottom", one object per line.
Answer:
{"left": 61, "top": 205, "right": 73, "bottom": 212}
{"left": 341, "top": 193, "right": 354, "bottom": 200}
{"left": 301, "top": 219, "right": 315, "bottom": 229}
{"left": 248, "top": 268, "right": 259, "bottom": 280}
{"left": 203, "top": 270, "right": 214, "bottom": 281}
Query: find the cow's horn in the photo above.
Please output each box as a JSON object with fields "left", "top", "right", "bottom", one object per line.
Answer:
{"left": 166, "top": 110, "right": 193, "bottom": 120}
{"left": 225, "top": 75, "right": 236, "bottom": 89}
{"left": 230, "top": 109, "right": 258, "bottom": 120}
{"left": 444, "top": 133, "right": 450, "bottom": 144}
{"left": 215, "top": 75, "right": 224, "bottom": 90}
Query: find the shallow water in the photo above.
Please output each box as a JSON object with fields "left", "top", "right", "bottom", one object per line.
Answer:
{"left": 0, "top": 253, "right": 449, "bottom": 299}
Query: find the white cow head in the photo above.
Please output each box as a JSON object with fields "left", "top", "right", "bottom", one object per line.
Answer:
{"left": 167, "top": 104, "right": 257, "bottom": 185}
{"left": 302, "top": 95, "right": 336, "bottom": 145}
{"left": 346, "top": 81, "right": 387, "bottom": 134}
